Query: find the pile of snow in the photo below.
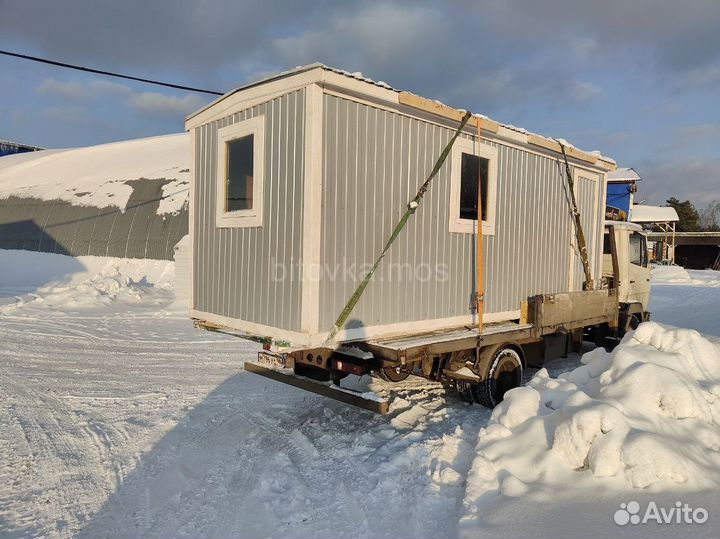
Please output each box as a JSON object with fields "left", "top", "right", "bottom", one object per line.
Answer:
{"left": 0, "top": 133, "right": 189, "bottom": 214}
{"left": 461, "top": 322, "right": 720, "bottom": 525}
{"left": 0, "top": 249, "right": 175, "bottom": 311}
{"left": 652, "top": 264, "right": 693, "bottom": 284}
{"left": 652, "top": 265, "right": 720, "bottom": 286}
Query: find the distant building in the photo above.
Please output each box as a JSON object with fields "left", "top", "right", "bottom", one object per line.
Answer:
{"left": 606, "top": 167, "right": 641, "bottom": 221}
{"left": 631, "top": 204, "right": 679, "bottom": 264}
{"left": 0, "top": 133, "right": 188, "bottom": 260}
{"left": 0, "top": 139, "right": 43, "bottom": 157}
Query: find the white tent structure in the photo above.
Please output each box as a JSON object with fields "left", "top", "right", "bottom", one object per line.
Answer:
{"left": 631, "top": 204, "right": 679, "bottom": 263}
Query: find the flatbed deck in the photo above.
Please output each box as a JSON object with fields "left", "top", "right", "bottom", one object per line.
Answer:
{"left": 364, "top": 322, "right": 535, "bottom": 362}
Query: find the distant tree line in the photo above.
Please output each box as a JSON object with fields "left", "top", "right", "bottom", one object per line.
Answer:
{"left": 665, "top": 198, "right": 720, "bottom": 232}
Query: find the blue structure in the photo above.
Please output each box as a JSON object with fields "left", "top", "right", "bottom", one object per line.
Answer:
{"left": 0, "top": 139, "right": 43, "bottom": 157}
{"left": 606, "top": 182, "right": 633, "bottom": 214}
{"left": 606, "top": 167, "right": 641, "bottom": 220}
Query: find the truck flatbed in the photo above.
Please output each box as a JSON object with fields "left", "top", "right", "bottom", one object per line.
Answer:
{"left": 365, "top": 322, "right": 535, "bottom": 362}
{"left": 240, "top": 288, "right": 620, "bottom": 413}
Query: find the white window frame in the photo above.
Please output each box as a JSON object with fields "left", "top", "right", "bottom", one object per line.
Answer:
{"left": 215, "top": 115, "right": 265, "bottom": 228}
{"left": 448, "top": 138, "right": 497, "bottom": 235}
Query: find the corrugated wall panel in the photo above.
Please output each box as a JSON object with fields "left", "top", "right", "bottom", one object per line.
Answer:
{"left": 319, "top": 94, "right": 585, "bottom": 332}
{"left": 192, "top": 89, "right": 305, "bottom": 332}
{"left": 571, "top": 172, "right": 602, "bottom": 291}
{"left": 0, "top": 191, "right": 186, "bottom": 259}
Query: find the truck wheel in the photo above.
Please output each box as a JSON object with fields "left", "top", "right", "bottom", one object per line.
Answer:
{"left": 472, "top": 346, "right": 523, "bottom": 408}
{"left": 378, "top": 365, "right": 411, "bottom": 382}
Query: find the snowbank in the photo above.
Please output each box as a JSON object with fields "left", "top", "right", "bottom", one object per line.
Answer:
{"left": 0, "top": 249, "right": 175, "bottom": 310}
{"left": 652, "top": 265, "right": 720, "bottom": 286}
{"left": 461, "top": 322, "right": 720, "bottom": 525}
{"left": 0, "top": 133, "right": 189, "bottom": 214}
{"left": 652, "top": 265, "right": 694, "bottom": 284}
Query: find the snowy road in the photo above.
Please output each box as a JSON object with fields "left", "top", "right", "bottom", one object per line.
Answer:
{"left": 1, "top": 256, "right": 719, "bottom": 539}
{"left": 0, "top": 303, "right": 500, "bottom": 539}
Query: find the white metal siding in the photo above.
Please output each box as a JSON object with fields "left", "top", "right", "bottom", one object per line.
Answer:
{"left": 319, "top": 94, "right": 590, "bottom": 332}
{"left": 192, "top": 89, "right": 305, "bottom": 331}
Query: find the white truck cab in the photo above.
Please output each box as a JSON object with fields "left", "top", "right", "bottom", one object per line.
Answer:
{"left": 602, "top": 221, "right": 652, "bottom": 332}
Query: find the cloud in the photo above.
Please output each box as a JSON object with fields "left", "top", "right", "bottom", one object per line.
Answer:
{"left": 88, "top": 79, "right": 134, "bottom": 97}
{"left": 32, "top": 75, "right": 207, "bottom": 118}
{"left": 273, "top": 3, "right": 442, "bottom": 71}
{"left": 567, "top": 81, "right": 602, "bottom": 103}
{"left": 35, "top": 77, "right": 137, "bottom": 101}
{"left": 129, "top": 92, "right": 207, "bottom": 117}
{"left": 677, "top": 123, "right": 720, "bottom": 138}
{"left": 2, "top": 0, "right": 717, "bottom": 205}
{"left": 455, "top": 0, "right": 720, "bottom": 76}
{"left": 40, "top": 105, "right": 93, "bottom": 125}
{"left": 36, "top": 78, "right": 88, "bottom": 100}
{"left": 638, "top": 158, "right": 720, "bottom": 206}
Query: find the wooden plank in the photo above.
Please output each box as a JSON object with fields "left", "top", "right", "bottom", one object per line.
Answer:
{"left": 194, "top": 319, "right": 224, "bottom": 330}
{"left": 597, "top": 158, "right": 617, "bottom": 171}
{"left": 398, "top": 91, "right": 466, "bottom": 122}
{"left": 399, "top": 92, "right": 614, "bottom": 170}
{"left": 398, "top": 92, "right": 500, "bottom": 133}
{"left": 520, "top": 301, "right": 529, "bottom": 324}
{"left": 244, "top": 361, "right": 390, "bottom": 414}
{"left": 527, "top": 134, "right": 612, "bottom": 169}
{"left": 475, "top": 116, "right": 500, "bottom": 134}
{"left": 567, "top": 146, "right": 599, "bottom": 164}
{"left": 527, "top": 134, "right": 562, "bottom": 153}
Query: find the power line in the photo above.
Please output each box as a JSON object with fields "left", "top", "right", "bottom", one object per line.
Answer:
{"left": 0, "top": 49, "right": 224, "bottom": 96}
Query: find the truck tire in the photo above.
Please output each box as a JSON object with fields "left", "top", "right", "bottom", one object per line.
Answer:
{"left": 472, "top": 346, "right": 523, "bottom": 408}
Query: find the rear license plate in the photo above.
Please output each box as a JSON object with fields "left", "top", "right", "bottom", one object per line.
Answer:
{"left": 257, "top": 351, "right": 287, "bottom": 369}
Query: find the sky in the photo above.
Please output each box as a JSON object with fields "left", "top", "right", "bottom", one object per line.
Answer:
{"left": 0, "top": 0, "right": 719, "bottom": 207}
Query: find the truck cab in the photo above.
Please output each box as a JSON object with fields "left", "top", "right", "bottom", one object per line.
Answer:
{"left": 603, "top": 221, "right": 651, "bottom": 331}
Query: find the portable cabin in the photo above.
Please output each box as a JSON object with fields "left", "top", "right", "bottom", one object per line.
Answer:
{"left": 186, "top": 64, "right": 616, "bottom": 348}
{"left": 606, "top": 167, "right": 641, "bottom": 221}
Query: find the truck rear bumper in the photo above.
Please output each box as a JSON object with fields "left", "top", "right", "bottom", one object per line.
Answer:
{"left": 244, "top": 360, "right": 390, "bottom": 415}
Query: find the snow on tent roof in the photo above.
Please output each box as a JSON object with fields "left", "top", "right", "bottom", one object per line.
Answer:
{"left": 631, "top": 204, "right": 679, "bottom": 223}
{"left": 607, "top": 167, "right": 641, "bottom": 183}
{"left": 0, "top": 133, "right": 189, "bottom": 214}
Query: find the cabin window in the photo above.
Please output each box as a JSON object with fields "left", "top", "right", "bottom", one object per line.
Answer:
{"left": 225, "top": 135, "right": 254, "bottom": 212}
{"left": 449, "top": 138, "right": 497, "bottom": 235}
{"left": 459, "top": 153, "right": 489, "bottom": 221}
{"left": 215, "top": 115, "right": 265, "bottom": 228}
{"left": 629, "top": 232, "right": 647, "bottom": 267}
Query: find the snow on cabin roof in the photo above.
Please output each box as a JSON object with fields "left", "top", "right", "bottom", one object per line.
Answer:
{"left": 607, "top": 167, "right": 641, "bottom": 183}
{"left": 0, "top": 133, "right": 189, "bottom": 214}
{"left": 186, "top": 63, "right": 616, "bottom": 168}
{"left": 631, "top": 204, "right": 679, "bottom": 223}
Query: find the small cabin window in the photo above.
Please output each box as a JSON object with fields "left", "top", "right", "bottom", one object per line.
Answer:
{"left": 449, "top": 138, "right": 497, "bottom": 235}
{"left": 459, "top": 153, "right": 489, "bottom": 221}
{"left": 629, "top": 232, "right": 647, "bottom": 267}
{"left": 225, "top": 135, "right": 254, "bottom": 212}
{"left": 215, "top": 115, "right": 265, "bottom": 228}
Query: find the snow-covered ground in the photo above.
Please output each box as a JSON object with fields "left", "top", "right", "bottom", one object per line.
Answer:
{"left": 1, "top": 252, "right": 719, "bottom": 538}
{"left": 650, "top": 265, "right": 720, "bottom": 338}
